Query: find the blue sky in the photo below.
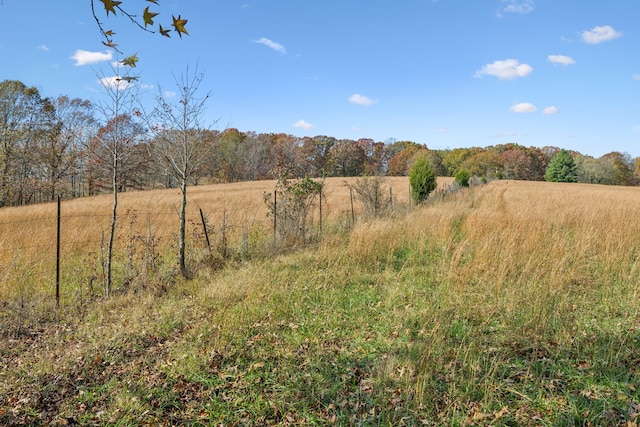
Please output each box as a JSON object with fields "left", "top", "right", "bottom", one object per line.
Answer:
{"left": 1, "top": 1, "right": 638, "bottom": 158}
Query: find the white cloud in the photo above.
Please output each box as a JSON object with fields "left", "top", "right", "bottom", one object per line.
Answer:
{"left": 37, "top": 44, "right": 49, "bottom": 51}
{"left": 581, "top": 25, "right": 622, "bottom": 44}
{"left": 510, "top": 102, "right": 537, "bottom": 113}
{"left": 293, "top": 119, "right": 314, "bottom": 130}
{"left": 474, "top": 59, "right": 533, "bottom": 80}
{"left": 496, "top": 0, "right": 534, "bottom": 18}
{"left": 163, "top": 90, "right": 177, "bottom": 98}
{"left": 436, "top": 127, "right": 448, "bottom": 133}
{"left": 254, "top": 37, "right": 286, "bottom": 54}
{"left": 632, "top": 125, "right": 640, "bottom": 133}
{"left": 349, "top": 93, "right": 378, "bottom": 106}
{"left": 633, "top": 74, "right": 640, "bottom": 81}
{"left": 71, "top": 49, "right": 113, "bottom": 66}
{"left": 543, "top": 106, "right": 559, "bottom": 115}
{"left": 547, "top": 54, "right": 575, "bottom": 66}
{"left": 98, "top": 76, "right": 133, "bottom": 90}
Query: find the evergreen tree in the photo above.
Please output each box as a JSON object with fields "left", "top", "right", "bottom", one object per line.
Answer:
{"left": 545, "top": 149, "right": 578, "bottom": 182}
{"left": 409, "top": 156, "right": 437, "bottom": 203}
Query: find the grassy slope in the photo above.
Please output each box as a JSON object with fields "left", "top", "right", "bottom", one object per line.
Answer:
{"left": 2, "top": 180, "right": 640, "bottom": 426}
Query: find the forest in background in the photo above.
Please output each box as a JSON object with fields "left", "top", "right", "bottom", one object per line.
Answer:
{"left": 1, "top": 78, "right": 638, "bottom": 208}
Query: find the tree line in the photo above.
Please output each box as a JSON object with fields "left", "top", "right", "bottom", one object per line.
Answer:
{"left": 1, "top": 78, "right": 638, "bottom": 208}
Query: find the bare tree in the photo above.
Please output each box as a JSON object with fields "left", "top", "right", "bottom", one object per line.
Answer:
{"left": 85, "top": 67, "right": 142, "bottom": 296}
{"left": 147, "top": 66, "right": 216, "bottom": 277}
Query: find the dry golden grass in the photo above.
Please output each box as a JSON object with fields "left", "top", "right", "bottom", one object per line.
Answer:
{"left": 3, "top": 178, "right": 640, "bottom": 425}
{"left": 342, "top": 179, "right": 640, "bottom": 342}
{"left": 0, "top": 176, "right": 453, "bottom": 302}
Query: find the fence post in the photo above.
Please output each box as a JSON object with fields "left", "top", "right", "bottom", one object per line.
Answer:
{"left": 319, "top": 190, "right": 323, "bottom": 235}
{"left": 273, "top": 191, "right": 277, "bottom": 244}
{"left": 349, "top": 187, "right": 355, "bottom": 226}
{"left": 199, "top": 208, "right": 212, "bottom": 255}
{"left": 56, "top": 195, "right": 61, "bottom": 308}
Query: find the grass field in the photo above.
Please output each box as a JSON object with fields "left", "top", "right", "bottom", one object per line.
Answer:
{"left": 1, "top": 178, "right": 640, "bottom": 425}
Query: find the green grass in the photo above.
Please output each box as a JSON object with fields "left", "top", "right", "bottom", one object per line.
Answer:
{"left": 2, "top": 181, "right": 640, "bottom": 426}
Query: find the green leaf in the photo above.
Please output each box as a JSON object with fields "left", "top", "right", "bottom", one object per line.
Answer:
{"left": 122, "top": 54, "right": 139, "bottom": 67}
{"left": 143, "top": 6, "right": 159, "bottom": 27}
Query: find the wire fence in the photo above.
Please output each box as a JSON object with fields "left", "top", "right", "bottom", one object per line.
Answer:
{"left": 0, "top": 177, "right": 456, "bottom": 309}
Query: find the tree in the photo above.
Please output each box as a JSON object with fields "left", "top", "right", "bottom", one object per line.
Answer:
{"left": 327, "top": 139, "right": 366, "bottom": 177}
{"left": 148, "top": 66, "right": 215, "bottom": 278}
{"left": 460, "top": 150, "right": 502, "bottom": 181}
{"left": 215, "top": 128, "right": 246, "bottom": 183}
{"left": 85, "top": 65, "right": 142, "bottom": 297}
{"left": 0, "top": 80, "right": 53, "bottom": 207}
{"left": 409, "top": 155, "right": 437, "bottom": 204}
{"left": 600, "top": 151, "right": 634, "bottom": 186}
{"left": 296, "top": 135, "right": 335, "bottom": 177}
{"left": 34, "top": 96, "right": 95, "bottom": 201}
{"left": 545, "top": 149, "right": 577, "bottom": 183}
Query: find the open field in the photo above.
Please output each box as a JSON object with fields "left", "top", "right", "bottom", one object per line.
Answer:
{"left": 1, "top": 178, "right": 640, "bottom": 425}
{"left": 0, "top": 176, "right": 453, "bottom": 305}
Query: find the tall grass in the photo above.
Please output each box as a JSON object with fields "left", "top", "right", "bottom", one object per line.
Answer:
{"left": 2, "top": 179, "right": 639, "bottom": 425}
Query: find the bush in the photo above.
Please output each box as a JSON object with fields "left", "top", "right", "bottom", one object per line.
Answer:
{"left": 454, "top": 170, "right": 470, "bottom": 187}
{"left": 263, "top": 167, "right": 323, "bottom": 245}
{"left": 409, "top": 156, "right": 437, "bottom": 204}
{"left": 350, "top": 175, "right": 391, "bottom": 218}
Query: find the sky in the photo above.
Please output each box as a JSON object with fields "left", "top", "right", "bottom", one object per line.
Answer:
{"left": 0, "top": 0, "right": 638, "bottom": 158}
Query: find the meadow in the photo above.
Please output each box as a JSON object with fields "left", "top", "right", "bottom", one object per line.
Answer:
{"left": 1, "top": 178, "right": 639, "bottom": 426}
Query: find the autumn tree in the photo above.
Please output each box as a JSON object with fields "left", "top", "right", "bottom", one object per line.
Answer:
{"left": 86, "top": 65, "right": 143, "bottom": 296}
{"left": 34, "top": 96, "right": 95, "bottom": 201}
{"left": 600, "top": 152, "right": 634, "bottom": 186}
{"left": 214, "top": 128, "right": 246, "bottom": 183}
{"left": 385, "top": 141, "right": 425, "bottom": 176}
{"left": 460, "top": 150, "right": 502, "bottom": 181}
{"left": 296, "top": 135, "right": 336, "bottom": 177}
{"left": 148, "top": 67, "right": 215, "bottom": 278}
{"left": 0, "top": 80, "right": 54, "bottom": 207}
{"left": 328, "top": 139, "right": 366, "bottom": 177}
{"left": 501, "top": 146, "right": 540, "bottom": 180}
{"left": 440, "top": 147, "right": 481, "bottom": 176}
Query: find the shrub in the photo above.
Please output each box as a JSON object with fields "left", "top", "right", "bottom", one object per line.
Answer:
{"left": 350, "top": 175, "right": 391, "bottom": 218}
{"left": 454, "top": 169, "right": 470, "bottom": 187}
{"left": 409, "top": 156, "right": 437, "bottom": 204}
{"left": 263, "top": 166, "right": 323, "bottom": 245}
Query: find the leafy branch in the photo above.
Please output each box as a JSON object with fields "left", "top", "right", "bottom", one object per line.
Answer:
{"left": 90, "top": 0, "right": 188, "bottom": 63}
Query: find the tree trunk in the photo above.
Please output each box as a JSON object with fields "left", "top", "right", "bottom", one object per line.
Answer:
{"left": 179, "top": 177, "right": 188, "bottom": 278}
{"left": 106, "top": 155, "right": 118, "bottom": 298}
